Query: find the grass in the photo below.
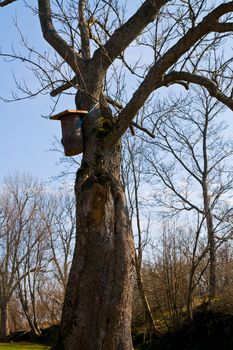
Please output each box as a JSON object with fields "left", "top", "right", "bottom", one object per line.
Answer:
{"left": 0, "top": 343, "right": 50, "bottom": 350}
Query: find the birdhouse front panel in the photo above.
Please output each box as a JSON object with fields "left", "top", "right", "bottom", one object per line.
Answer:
{"left": 50, "top": 110, "right": 88, "bottom": 156}
{"left": 60, "top": 114, "right": 83, "bottom": 156}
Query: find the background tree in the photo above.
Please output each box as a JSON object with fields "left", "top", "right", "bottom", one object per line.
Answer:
{"left": 144, "top": 88, "right": 233, "bottom": 311}
{"left": 39, "top": 190, "right": 75, "bottom": 302}
{"left": 0, "top": 174, "right": 76, "bottom": 337}
{"left": 0, "top": 174, "right": 45, "bottom": 339}
{"left": 1, "top": 1, "right": 233, "bottom": 349}
{"left": 15, "top": 213, "right": 47, "bottom": 337}
{"left": 122, "top": 132, "right": 159, "bottom": 339}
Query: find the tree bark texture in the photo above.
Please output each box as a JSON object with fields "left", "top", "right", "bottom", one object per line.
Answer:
{"left": 0, "top": 301, "right": 9, "bottom": 339}
{"left": 53, "top": 102, "right": 135, "bottom": 350}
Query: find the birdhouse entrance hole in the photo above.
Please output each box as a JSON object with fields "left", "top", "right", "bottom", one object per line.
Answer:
{"left": 50, "top": 110, "right": 88, "bottom": 156}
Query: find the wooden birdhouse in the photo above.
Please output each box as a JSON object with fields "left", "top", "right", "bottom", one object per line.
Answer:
{"left": 50, "top": 110, "right": 88, "bottom": 156}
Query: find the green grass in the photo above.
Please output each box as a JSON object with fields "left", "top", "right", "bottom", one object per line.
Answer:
{"left": 0, "top": 343, "right": 50, "bottom": 350}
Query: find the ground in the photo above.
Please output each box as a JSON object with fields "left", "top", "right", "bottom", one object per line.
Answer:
{"left": 2, "top": 305, "right": 233, "bottom": 350}
{"left": 0, "top": 344, "right": 50, "bottom": 350}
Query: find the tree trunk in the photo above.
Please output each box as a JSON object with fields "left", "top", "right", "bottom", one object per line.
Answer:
{"left": 0, "top": 300, "right": 9, "bottom": 339}
{"left": 23, "top": 305, "right": 42, "bottom": 337}
{"left": 18, "top": 283, "right": 42, "bottom": 337}
{"left": 187, "top": 282, "right": 194, "bottom": 320}
{"left": 202, "top": 114, "right": 216, "bottom": 302}
{"left": 207, "top": 215, "right": 216, "bottom": 301}
{"left": 203, "top": 183, "right": 216, "bottom": 301}
{"left": 31, "top": 294, "right": 42, "bottom": 336}
{"left": 53, "top": 105, "right": 135, "bottom": 349}
{"left": 187, "top": 264, "right": 197, "bottom": 320}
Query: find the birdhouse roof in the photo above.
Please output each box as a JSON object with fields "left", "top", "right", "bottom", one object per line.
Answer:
{"left": 50, "top": 109, "right": 88, "bottom": 120}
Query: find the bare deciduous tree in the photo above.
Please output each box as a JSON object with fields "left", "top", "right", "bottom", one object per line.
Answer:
{"left": 2, "top": 1, "right": 233, "bottom": 348}
{"left": 122, "top": 133, "right": 160, "bottom": 339}
{"left": 145, "top": 88, "right": 233, "bottom": 308}
{"left": 0, "top": 174, "right": 44, "bottom": 339}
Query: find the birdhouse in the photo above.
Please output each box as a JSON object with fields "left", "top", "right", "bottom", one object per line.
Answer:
{"left": 50, "top": 110, "right": 88, "bottom": 156}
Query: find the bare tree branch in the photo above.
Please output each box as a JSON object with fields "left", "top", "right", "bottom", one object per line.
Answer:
{"left": 92, "top": 0, "right": 170, "bottom": 70}
{"left": 0, "top": 0, "right": 17, "bottom": 7}
{"left": 38, "top": 0, "right": 83, "bottom": 74}
{"left": 50, "top": 77, "right": 77, "bottom": 97}
{"left": 213, "top": 22, "right": 233, "bottom": 32}
{"left": 78, "top": 0, "right": 90, "bottom": 59}
{"left": 108, "top": 2, "right": 233, "bottom": 145}
{"left": 131, "top": 122, "right": 155, "bottom": 139}
{"left": 163, "top": 71, "right": 233, "bottom": 111}
{"left": 105, "top": 95, "right": 123, "bottom": 110}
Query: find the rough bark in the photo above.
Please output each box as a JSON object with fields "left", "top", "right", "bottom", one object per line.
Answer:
{"left": 52, "top": 100, "right": 135, "bottom": 350}
{"left": 0, "top": 301, "right": 9, "bottom": 339}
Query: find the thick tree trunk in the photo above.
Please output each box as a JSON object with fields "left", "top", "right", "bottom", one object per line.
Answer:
{"left": 53, "top": 104, "right": 135, "bottom": 349}
{"left": 0, "top": 300, "right": 9, "bottom": 339}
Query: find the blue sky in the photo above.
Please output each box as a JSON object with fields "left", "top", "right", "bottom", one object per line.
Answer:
{"left": 1, "top": 1, "right": 233, "bottom": 184}
{"left": 0, "top": 1, "right": 141, "bottom": 184}
{"left": 0, "top": 2, "right": 76, "bottom": 183}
